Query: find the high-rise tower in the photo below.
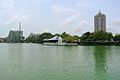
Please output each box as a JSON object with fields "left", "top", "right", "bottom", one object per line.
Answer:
{"left": 94, "top": 11, "right": 106, "bottom": 32}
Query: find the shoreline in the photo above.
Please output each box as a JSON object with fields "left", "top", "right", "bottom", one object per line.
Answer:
{"left": 78, "top": 42, "right": 120, "bottom": 46}
{"left": 1, "top": 42, "right": 120, "bottom": 46}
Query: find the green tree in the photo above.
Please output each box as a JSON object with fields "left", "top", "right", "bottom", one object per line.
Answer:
{"left": 61, "top": 32, "right": 79, "bottom": 42}
{"left": 81, "top": 32, "right": 91, "bottom": 41}
{"left": 113, "top": 34, "right": 120, "bottom": 42}
{"left": 106, "top": 32, "right": 113, "bottom": 41}
{"left": 38, "top": 32, "right": 54, "bottom": 43}
{"left": 26, "top": 32, "right": 54, "bottom": 43}
{"left": 81, "top": 31, "right": 113, "bottom": 42}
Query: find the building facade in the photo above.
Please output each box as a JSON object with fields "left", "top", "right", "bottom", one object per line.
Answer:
{"left": 94, "top": 11, "right": 106, "bottom": 32}
{"left": 7, "top": 31, "right": 24, "bottom": 43}
{"left": 7, "top": 23, "right": 24, "bottom": 43}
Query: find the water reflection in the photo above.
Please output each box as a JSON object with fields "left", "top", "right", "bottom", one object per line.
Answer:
{"left": 94, "top": 46, "right": 109, "bottom": 80}
{"left": 60, "top": 46, "right": 84, "bottom": 79}
{"left": 0, "top": 44, "right": 120, "bottom": 80}
{"left": 8, "top": 44, "right": 24, "bottom": 71}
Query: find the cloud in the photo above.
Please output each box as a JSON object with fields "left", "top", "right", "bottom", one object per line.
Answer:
{"left": 4, "top": 13, "right": 28, "bottom": 25}
{"left": 111, "top": 20, "right": 120, "bottom": 26}
{"left": 0, "top": 0, "right": 30, "bottom": 25}
{"left": 0, "top": 0, "right": 15, "bottom": 23}
{"left": 60, "top": 13, "right": 80, "bottom": 27}
{"left": 75, "top": 20, "right": 93, "bottom": 35}
{"left": 51, "top": 4, "right": 79, "bottom": 17}
{"left": 107, "top": 20, "right": 120, "bottom": 34}
{"left": 51, "top": 3, "right": 94, "bottom": 35}
{"left": 51, "top": 3, "right": 92, "bottom": 35}
{"left": 0, "top": 0, "right": 15, "bottom": 8}
{"left": 51, "top": 4, "right": 82, "bottom": 34}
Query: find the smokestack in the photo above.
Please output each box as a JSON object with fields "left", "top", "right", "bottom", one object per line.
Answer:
{"left": 19, "top": 22, "right": 21, "bottom": 31}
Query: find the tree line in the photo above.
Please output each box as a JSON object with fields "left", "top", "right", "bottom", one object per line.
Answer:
{"left": 25, "top": 31, "right": 120, "bottom": 44}
{"left": 25, "top": 32, "right": 80, "bottom": 43}
{"left": 25, "top": 31, "right": 120, "bottom": 43}
{"left": 80, "top": 31, "right": 120, "bottom": 42}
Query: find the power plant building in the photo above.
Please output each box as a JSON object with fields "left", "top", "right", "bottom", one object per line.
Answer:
{"left": 7, "top": 23, "right": 24, "bottom": 43}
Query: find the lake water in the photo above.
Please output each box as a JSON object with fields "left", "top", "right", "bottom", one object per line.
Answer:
{"left": 0, "top": 43, "right": 120, "bottom": 80}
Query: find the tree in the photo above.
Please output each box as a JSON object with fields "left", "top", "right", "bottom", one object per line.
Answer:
{"left": 61, "top": 32, "right": 80, "bottom": 42}
{"left": 39, "top": 32, "right": 54, "bottom": 43}
{"left": 80, "top": 31, "right": 113, "bottom": 42}
{"left": 26, "top": 33, "right": 38, "bottom": 43}
{"left": 113, "top": 34, "right": 120, "bottom": 42}
{"left": 26, "top": 32, "right": 54, "bottom": 43}
{"left": 106, "top": 32, "right": 113, "bottom": 41}
{"left": 80, "top": 32, "right": 91, "bottom": 41}
{"left": 93, "top": 31, "right": 107, "bottom": 41}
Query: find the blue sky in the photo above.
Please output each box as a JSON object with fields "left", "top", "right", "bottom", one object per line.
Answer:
{"left": 0, "top": 0, "right": 120, "bottom": 37}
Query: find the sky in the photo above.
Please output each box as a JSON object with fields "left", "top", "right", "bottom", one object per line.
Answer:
{"left": 0, "top": 0, "right": 120, "bottom": 37}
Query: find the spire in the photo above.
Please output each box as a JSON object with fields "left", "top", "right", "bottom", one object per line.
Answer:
{"left": 98, "top": 10, "right": 102, "bottom": 15}
{"left": 19, "top": 22, "right": 21, "bottom": 31}
{"left": 99, "top": 10, "right": 101, "bottom": 13}
{"left": 98, "top": 10, "right": 101, "bottom": 14}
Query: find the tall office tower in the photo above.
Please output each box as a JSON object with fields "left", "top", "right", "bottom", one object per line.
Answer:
{"left": 94, "top": 11, "right": 106, "bottom": 32}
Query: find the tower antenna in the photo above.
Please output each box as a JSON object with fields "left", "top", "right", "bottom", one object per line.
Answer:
{"left": 99, "top": 10, "right": 101, "bottom": 12}
{"left": 99, "top": 9, "right": 101, "bottom": 13}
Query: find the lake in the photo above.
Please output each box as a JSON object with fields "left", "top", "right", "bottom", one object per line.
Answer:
{"left": 0, "top": 43, "right": 120, "bottom": 80}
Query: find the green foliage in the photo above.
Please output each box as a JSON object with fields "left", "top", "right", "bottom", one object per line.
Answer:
{"left": 81, "top": 31, "right": 113, "bottom": 42}
{"left": 81, "top": 32, "right": 91, "bottom": 41}
{"left": 39, "top": 33, "right": 54, "bottom": 42}
{"left": 26, "top": 32, "right": 80, "bottom": 43}
{"left": 54, "top": 33, "right": 61, "bottom": 37}
{"left": 106, "top": 32, "right": 113, "bottom": 41}
{"left": 61, "top": 32, "right": 79, "bottom": 42}
{"left": 25, "top": 31, "right": 120, "bottom": 44}
{"left": 26, "top": 32, "right": 54, "bottom": 43}
{"left": 113, "top": 34, "right": 120, "bottom": 42}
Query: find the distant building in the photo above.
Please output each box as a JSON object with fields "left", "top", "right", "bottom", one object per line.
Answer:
{"left": 7, "top": 23, "right": 24, "bottom": 43}
{"left": 94, "top": 11, "right": 106, "bottom": 32}
{"left": 7, "top": 31, "right": 24, "bottom": 43}
{"left": 0, "top": 38, "right": 5, "bottom": 43}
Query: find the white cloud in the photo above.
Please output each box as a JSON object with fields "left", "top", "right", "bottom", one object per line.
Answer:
{"left": 0, "top": 0, "right": 30, "bottom": 25}
{"left": 4, "top": 13, "right": 28, "bottom": 25}
{"left": 51, "top": 4, "right": 82, "bottom": 34}
{"left": 0, "top": 0, "right": 15, "bottom": 23}
{"left": 111, "top": 20, "right": 120, "bottom": 26}
{"left": 51, "top": 4, "right": 79, "bottom": 17}
{"left": 107, "top": 20, "right": 120, "bottom": 34}
{"left": 0, "top": 0, "right": 15, "bottom": 8}
{"left": 51, "top": 4, "right": 93, "bottom": 35}
{"left": 75, "top": 20, "right": 93, "bottom": 35}
{"left": 60, "top": 13, "right": 80, "bottom": 27}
